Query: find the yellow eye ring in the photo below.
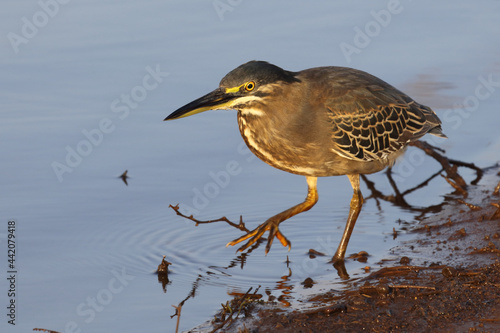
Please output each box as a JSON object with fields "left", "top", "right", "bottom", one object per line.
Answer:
{"left": 245, "top": 81, "right": 255, "bottom": 91}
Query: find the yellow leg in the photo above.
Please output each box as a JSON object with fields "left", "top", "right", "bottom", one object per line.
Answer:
{"left": 332, "top": 174, "right": 364, "bottom": 264}
{"left": 227, "top": 176, "right": 318, "bottom": 254}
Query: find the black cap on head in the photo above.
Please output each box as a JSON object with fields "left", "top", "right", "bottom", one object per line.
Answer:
{"left": 220, "top": 61, "right": 299, "bottom": 88}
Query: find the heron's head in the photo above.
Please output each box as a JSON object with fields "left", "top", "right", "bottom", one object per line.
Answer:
{"left": 164, "top": 61, "right": 300, "bottom": 120}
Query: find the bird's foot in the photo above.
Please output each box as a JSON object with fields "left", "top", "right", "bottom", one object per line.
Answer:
{"left": 226, "top": 220, "right": 291, "bottom": 254}
{"left": 330, "top": 252, "right": 345, "bottom": 265}
{"left": 330, "top": 248, "right": 349, "bottom": 266}
{"left": 330, "top": 253, "right": 349, "bottom": 279}
{"left": 332, "top": 260, "right": 349, "bottom": 280}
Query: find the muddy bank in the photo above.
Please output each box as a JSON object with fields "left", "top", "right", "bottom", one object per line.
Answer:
{"left": 208, "top": 171, "right": 500, "bottom": 333}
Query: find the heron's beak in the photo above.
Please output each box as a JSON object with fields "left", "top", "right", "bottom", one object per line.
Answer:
{"left": 164, "top": 88, "right": 239, "bottom": 120}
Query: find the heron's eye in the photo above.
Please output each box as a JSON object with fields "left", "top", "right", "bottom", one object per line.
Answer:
{"left": 245, "top": 81, "right": 255, "bottom": 91}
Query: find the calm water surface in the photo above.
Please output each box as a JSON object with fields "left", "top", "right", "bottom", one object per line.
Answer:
{"left": 1, "top": 1, "right": 499, "bottom": 332}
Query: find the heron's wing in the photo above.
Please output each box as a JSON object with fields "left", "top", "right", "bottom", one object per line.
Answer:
{"left": 323, "top": 69, "right": 443, "bottom": 162}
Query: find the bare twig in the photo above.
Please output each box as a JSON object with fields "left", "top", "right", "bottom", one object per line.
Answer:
{"left": 448, "top": 158, "right": 483, "bottom": 185}
{"left": 362, "top": 140, "right": 485, "bottom": 215}
{"left": 362, "top": 172, "right": 447, "bottom": 216}
{"left": 364, "top": 265, "right": 446, "bottom": 280}
{"left": 360, "top": 174, "right": 394, "bottom": 204}
{"left": 386, "top": 167, "right": 410, "bottom": 207}
{"left": 389, "top": 285, "right": 436, "bottom": 290}
{"left": 489, "top": 202, "right": 500, "bottom": 220}
{"left": 210, "top": 286, "right": 260, "bottom": 332}
{"left": 480, "top": 318, "right": 500, "bottom": 323}
{"left": 400, "top": 168, "right": 444, "bottom": 197}
{"left": 409, "top": 140, "right": 468, "bottom": 189}
{"left": 441, "top": 174, "right": 468, "bottom": 197}
{"left": 456, "top": 199, "right": 482, "bottom": 211}
{"left": 170, "top": 274, "right": 203, "bottom": 330}
{"left": 169, "top": 204, "right": 249, "bottom": 232}
{"left": 417, "top": 141, "right": 446, "bottom": 153}
{"left": 493, "top": 181, "right": 500, "bottom": 196}
{"left": 172, "top": 304, "right": 182, "bottom": 333}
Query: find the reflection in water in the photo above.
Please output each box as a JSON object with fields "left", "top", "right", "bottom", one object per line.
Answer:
{"left": 170, "top": 272, "right": 202, "bottom": 332}
{"left": 156, "top": 255, "right": 172, "bottom": 293}
{"left": 274, "top": 268, "right": 293, "bottom": 307}
{"left": 226, "top": 252, "right": 248, "bottom": 270}
{"left": 401, "top": 71, "right": 459, "bottom": 109}
{"left": 362, "top": 140, "right": 484, "bottom": 220}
